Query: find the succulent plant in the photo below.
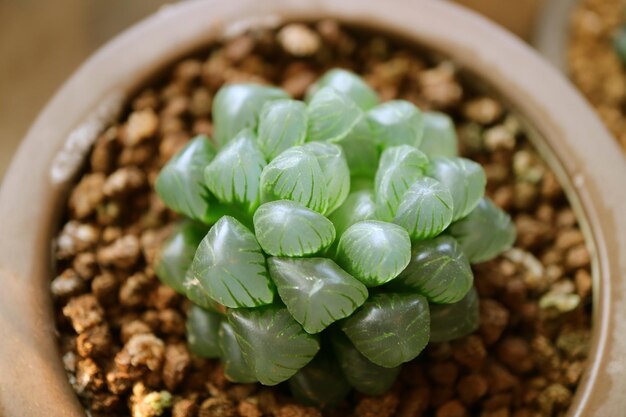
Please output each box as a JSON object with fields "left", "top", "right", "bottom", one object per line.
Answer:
{"left": 154, "top": 69, "right": 516, "bottom": 405}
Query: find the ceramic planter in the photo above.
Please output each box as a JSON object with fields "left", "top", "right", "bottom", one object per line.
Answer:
{"left": 1, "top": 1, "right": 625, "bottom": 416}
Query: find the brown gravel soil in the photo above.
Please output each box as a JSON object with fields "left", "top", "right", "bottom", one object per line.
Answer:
{"left": 568, "top": 0, "right": 626, "bottom": 151}
{"left": 53, "top": 21, "right": 593, "bottom": 417}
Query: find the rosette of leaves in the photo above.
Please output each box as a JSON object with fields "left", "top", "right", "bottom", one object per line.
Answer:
{"left": 154, "top": 69, "right": 516, "bottom": 405}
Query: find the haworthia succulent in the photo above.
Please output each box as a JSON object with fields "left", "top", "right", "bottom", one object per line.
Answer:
{"left": 155, "top": 220, "right": 207, "bottom": 294}
{"left": 374, "top": 145, "right": 429, "bottom": 221}
{"left": 257, "top": 99, "right": 308, "bottom": 160}
{"left": 447, "top": 197, "right": 516, "bottom": 263}
{"left": 155, "top": 136, "right": 217, "bottom": 224}
{"left": 367, "top": 100, "right": 424, "bottom": 148}
{"left": 393, "top": 177, "right": 454, "bottom": 240}
{"left": 331, "top": 331, "right": 401, "bottom": 395}
{"left": 427, "top": 156, "right": 486, "bottom": 221}
{"left": 308, "top": 69, "right": 379, "bottom": 111}
{"left": 268, "top": 257, "right": 368, "bottom": 334}
{"left": 186, "top": 304, "right": 222, "bottom": 358}
{"left": 253, "top": 200, "right": 336, "bottom": 257}
{"left": 228, "top": 305, "right": 320, "bottom": 385}
{"left": 335, "top": 119, "right": 381, "bottom": 178}
{"left": 289, "top": 352, "right": 352, "bottom": 407}
{"left": 185, "top": 216, "right": 274, "bottom": 308}
{"left": 341, "top": 292, "right": 430, "bottom": 368}
{"left": 390, "top": 235, "right": 473, "bottom": 304}
{"left": 212, "top": 84, "right": 289, "bottom": 147}
{"left": 301, "top": 142, "right": 350, "bottom": 214}
{"left": 327, "top": 190, "right": 377, "bottom": 238}
{"left": 218, "top": 321, "right": 257, "bottom": 383}
{"left": 337, "top": 220, "right": 411, "bottom": 287}
{"left": 307, "top": 86, "right": 363, "bottom": 142}
{"left": 420, "top": 111, "right": 458, "bottom": 157}
{"left": 260, "top": 146, "right": 329, "bottom": 213}
{"left": 429, "top": 287, "right": 480, "bottom": 343}
{"left": 204, "top": 129, "right": 267, "bottom": 213}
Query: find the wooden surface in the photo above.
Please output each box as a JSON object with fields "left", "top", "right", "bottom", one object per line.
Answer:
{"left": 0, "top": 0, "right": 546, "bottom": 179}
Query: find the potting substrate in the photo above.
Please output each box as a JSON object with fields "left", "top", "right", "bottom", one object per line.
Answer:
{"left": 52, "top": 22, "right": 593, "bottom": 417}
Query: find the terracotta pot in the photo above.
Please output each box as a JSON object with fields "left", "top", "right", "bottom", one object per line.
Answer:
{"left": 1, "top": 1, "right": 625, "bottom": 416}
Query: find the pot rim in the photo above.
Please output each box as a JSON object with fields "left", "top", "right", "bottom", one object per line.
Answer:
{"left": 1, "top": 1, "right": 625, "bottom": 416}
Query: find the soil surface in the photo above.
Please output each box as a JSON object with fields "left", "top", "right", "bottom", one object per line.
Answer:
{"left": 53, "top": 21, "right": 592, "bottom": 417}
{"left": 568, "top": 0, "right": 626, "bottom": 151}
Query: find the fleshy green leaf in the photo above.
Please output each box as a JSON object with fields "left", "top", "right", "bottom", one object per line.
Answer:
{"left": 307, "top": 86, "right": 363, "bottom": 142}
{"left": 253, "top": 201, "right": 335, "bottom": 257}
{"left": 427, "top": 157, "right": 486, "bottom": 221}
{"left": 155, "top": 136, "right": 217, "bottom": 224}
{"left": 341, "top": 292, "right": 430, "bottom": 368}
{"left": 289, "top": 351, "right": 352, "bottom": 407}
{"left": 328, "top": 190, "right": 377, "bottom": 238}
{"left": 257, "top": 99, "right": 308, "bottom": 160}
{"left": 302, "top": 142, "right": 350, "bottom": 214}
{"left": 420, "top": 111, "right": 458, "bottom": 157}
{"left": 393, "top": 177, "right": 454, "bottom": 240}
{"left": 155, "top": 221, "right": 207, "bottom": 294}
{"left": 614, "top": 24, "right": 626, "bottom": 64}
{"left": 186, "top": 304, "right": 222, "bottom": 358}
{"left": 185, "top": 216, "right": 274, "bottom": 308}
{"left": 204, "top": 129, "right": 266, "bottom": 213}
{"left": 335, "top": 119, "right": 380, "bottom": 179}
{"left": 337, "top": 220, "right": 411, "bottom": 287}
{"left": 212, "top": 84, "right": 289, "bottom": 147}
{"left": 228, "top": 305, "right": 320, "bottom": 385}
{"left": 267, "top": 257, "right": 368, "bottom": 334}
{"left": 374, "top": 145, "right": 429, "bottom": 221}
{"left": 331, "top": 331, "right": 400, "bottom": 395}
{"left": 429, "top": 287, "right": 479, "bottom": 343}
{"left": 308, "top": 69, "right": 379, "bottom": 111}
{"left": 218, "top": 321, "right": 257, "bottom": 383}
{"left": 390, "top": 235, "right": 473, "bottom": 304}
{"left": 260, "top": 146, "right": 328, "bottom": 213}
{"left": 447, "top": 197, "right": 516, "bottom": 263}
{"left": 367, "top": 100, "right": 424, "bottom": 148}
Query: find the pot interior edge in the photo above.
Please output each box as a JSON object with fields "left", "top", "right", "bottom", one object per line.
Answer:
{"left": 31, "top": 8, "right": 608, "bottom": 417}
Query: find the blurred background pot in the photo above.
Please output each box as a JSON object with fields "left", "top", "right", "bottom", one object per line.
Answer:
{"left": 534, "top": 0, "right": 578, "bottom": 70}
{"left": 0, "top": 1, "right": 625, "bottom": 416}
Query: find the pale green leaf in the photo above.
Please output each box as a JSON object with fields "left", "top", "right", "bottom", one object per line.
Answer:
{"left": 341, "top": 292, "right": 430, "bottom": 368}
{"left": 257, "top": 99, "right": 308, "bottom": 160}
{"left": 390, "top": 235, "right": 473, "bottom": 304}
{"left": 335, "top": 118, "right": 381, "bottom": 179}
{"left": 228, "top": 305, "right": 320, "bottom": 385}
{"left": 155, "top": 221, "right": 207, "bottom": 294}
{"left": 289, "top": 352, "right": 351, "bottom": 406}
{"left": 367, "top": 100, "right": 424, "bottom": 148}
{"left": 254, "top": 200, "right": 335, "bottom": 256}
{"left": 420, "top": 111, "right": 458, "bottom": 157}
{"left": 429, "top": 287, "right": 479, "bottom": 343}
{"left": 331, "top": 331, "right": 400, "bottom": 395}
{"left": 185, "top": 216, "right": 274, "bottom": 308}
{"left": 308, "top": 69, "right": 379, "bottom": 110}
{"left": 155, "top": 136, "right": 217, "bottom": 224}
{"left": 427, "top": 157, "right": 486, "bottom": 221}
{"left": 307, "top": 86, "right": 363, "bottom": 142}
{"left": 393, "top": 177, "right": 454, "bottom": 240}
{"left": 374, "top": 145, "right": 429, "bottom": 221}
{"left": 328, "top": 190, "right": 377, "bottom": 238}
{"left": 447, "top": 197, "right": 516, "bottom": 263}
{"left": 268, "top": 257, "right": 368, "bottom": 334}
{"left": 204, "top": 129, "right": 266, "bottom": 213}
{"left": 337, "top": 220, "right": 411, "bottom": 287}
{"left": 301, "top": 142, "right": 350, "bottom": 214}
{"left": 212, "top": 84, "right": 288, "bottom": 147}
{"left": 218, "top": 321, "right": 257, "bottom": 383}
{"left": 186, "top": 304, "right": 222, "bottom": 358}
{"left": 260, "top": 146, "right": 328, "bottom": 213}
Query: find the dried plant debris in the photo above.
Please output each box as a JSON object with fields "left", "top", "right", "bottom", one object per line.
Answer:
{"left": 53, "top": 21, "right": 591, "bottom": 417}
